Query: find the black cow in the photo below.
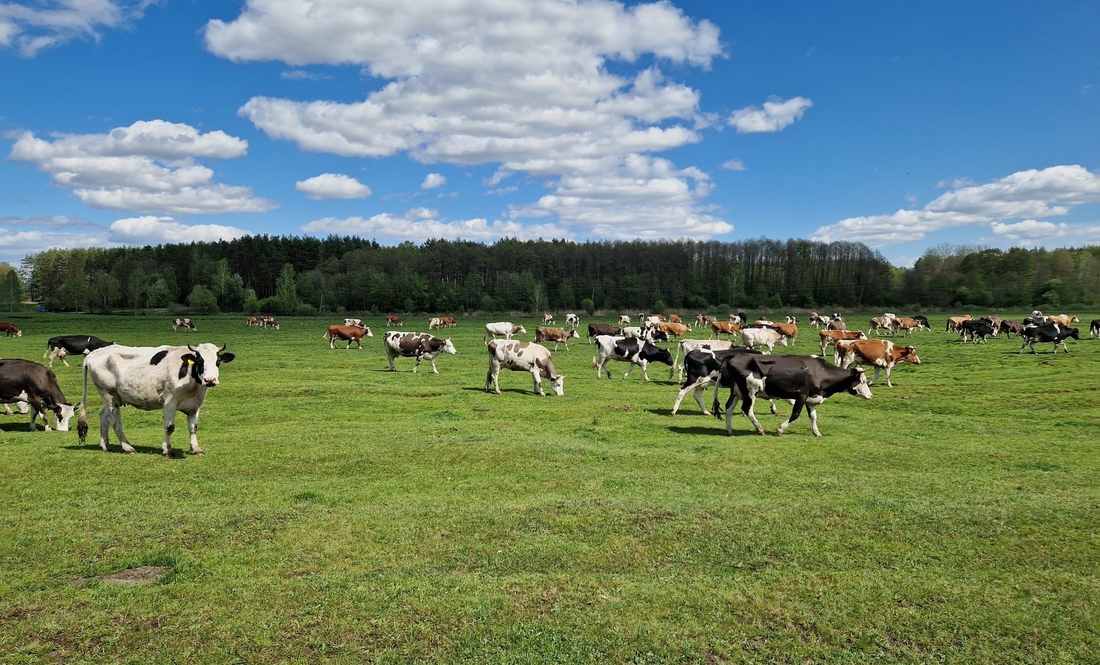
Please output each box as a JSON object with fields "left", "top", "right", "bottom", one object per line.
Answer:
{"left": 592, "top": 335, "right": 673, "bottom": 381}
{"left": 670, "top": 347, "right": 764, "bottom": 416}
{"left": 912, "top": 315, "right": 931, "bottom": 330}
{"left": 0, "top": 359, "right": 77, "bottom": 432}
{"left": 1019, "top": 324, "right": 1079, "bottom": 354}
{"left": 712, "top": 354, "right": 872, "bottom": 437}
{"left": 1000, "top": 320, "right": 1024, "bottom": 338}
{"left": 959, "top": 319, "right": 996, "bottom": 343}
{"left": 587, "top": 323, "right": 622, "bottom": 343}
{"left": 44, "top": 335, "right": 116, "bottom": 368}
{"left": 1089, "top": 319, "right": 1100, "bottom": 338}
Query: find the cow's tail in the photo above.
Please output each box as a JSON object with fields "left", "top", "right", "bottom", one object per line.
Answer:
{"left": 76, "top": 361, "right": 89, "bottom": 443}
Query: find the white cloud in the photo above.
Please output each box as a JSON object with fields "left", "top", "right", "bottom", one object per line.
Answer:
{"left": 0, "top": 229, "right": 108, "bottom": 264}
{"left": 108, "top": 215, "right": 251, "bottom": 244}
{"left": 989, "top": 220, "right": 1068, "bottom": 245}
{"left": 281, "top": 69, "right": 331, "bottom": 81}
{"left": 812, "top": 165, "right": 1100, "bottom": 247}
{"left": 302, "top": 208, "right": 568, "bottom": 243}
{"left": 0, "top": 0, "right": 153, "bottom": 57}
{"left": 420, "top": 173, "right": 446, "bottom": 190}
{"left": 295, "top": 173, "right": 371, "bottom": 199}
{"left": 722, "top": 158, "right": 746, "bottom": 171}
{"left": 207, "top": 0, "right": 730, "bottom": 240}
{"left": 8, "top": 120, "right": 275, "bottom": 215}
{"left": 728, "top": 96, "right": 812, "bottom": 134}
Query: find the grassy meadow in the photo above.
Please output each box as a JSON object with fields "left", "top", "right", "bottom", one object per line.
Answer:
{"left": 0, "top": 311, "right": 1098, "bottom": 664}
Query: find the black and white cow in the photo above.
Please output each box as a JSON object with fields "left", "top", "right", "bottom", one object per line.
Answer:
{"left": 912, "top": 315, "right": 931, "bottom": 331}
{"left": 78, "top": 343, "right": 235, "bottom": 455}
{"left": 566, "top": 313, "right": 581, "bottom": 328}
{"left": 44, "top": 335, "right": 116, "bottom": 368}
{"left": 670, "top": 346, "right": 765, "bottom": 416}
{"left": 713, "top": 354, "right": 872, "bottom": 437}
{"left": 485, "top": 340, "right": 564, "bottom": 396}
{"left": 0, "top": 359, "right": 77, "bottom": 432}
{"left": 1090, "top": 319, "right": 1100, "bottom": 338}
{"left": 383, "top": 331, "right": 457, "bottom": 373}
{"left": 172, "top": 318, "right": 197, "bottom": 332}
{"left": 1018, "top": 323, "right": 1079, "bottom": 354}
{"left": 959, "top": 319, "right": 996, "bottom": 343}
{"left": 592, "top": 335, "right": 673, "bottom": 381}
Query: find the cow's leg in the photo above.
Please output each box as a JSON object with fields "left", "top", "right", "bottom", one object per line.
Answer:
{"left": 105, "top": 401, "right": 135, "bottom": 453}
{"left": 98, "top": 404, "right": 112, "bottom": 451}
{"left": 623, "top": 361, "right": 637, "bottom": 380}
{"left": 429, "top": 355, "right": 440, "bottom": 374}
{"left": 161, "top": 403, "right": 177, "bottom": 456}
{"left": 870, "top": 366, "right": 881, "bottom": 385}
{"left": 25, "top": 396, "right": 48, "bottom": 431}
{"left": 776, "top": 399, "right": 805, "bottom": 436}
{"left": 387, "top": 352, "right": 397, "bottom": 372}
{"left": 743, "top": 376, "right": 767, "bottom": 435}
{"left": 806, "top": 404, "right": 822, "bottom": 437}
{"left": 185, "top": 410, "right": 203, "bottom": 455}
{"left": 884, "top": 365, "right": 893, "bottom": 388}
{"left": 412, "top": 354, "right": 422, "bottom": 374}
{"left": 722, "top": 386, "right": 741, "bottom": 436}
{"left": 531, "top": 369, "right": 544, "bottom": 396}
{"left": 640, "top": 360, "right": 651, "bottom": 382}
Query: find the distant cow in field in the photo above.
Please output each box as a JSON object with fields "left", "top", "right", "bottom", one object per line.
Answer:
{"left": 710, "top": 321, "right": 740, "bottom": 340}
{"left": 587, "top": 323, "right": 621, "bottom": 343}
{"left": 542, "top": 313, "right": 555, "bottom": 325}
{"left": 959, "top": 319, "right": 996, "bottom": 343}
{"left": 618, "top": 315, "right": 632, "bottom": 326}
{"left": 386, "top": 315, "right": 403, "bottom": 327}
{"left": 44, "top": 335, "right": 115, "bottom": 368}
{"left": 383, "top": 331, "right": 457, "bottom": 373}
{"left": 657, "top": 322, "right": 691, "bottom": 339}
{"left": 1000, "top": 320, "right": 1024, "bottom": 338}
{"left": 428, "top": 317, "right": 444, "bottom": 330}
{"left": 344, "top": 318, "right": 366, "bottom": 328}
{"left": 1047, "top": 314, "right": 1080, "bottom": 327}
{"left": 1019, "top": 323, "right": 1079, "bottom": 354}
{"left": 245, "top": 317, "right": 258, "bottom": 327}
{"left": 819, "top": 329, "right": 868, "bottom": 357}
{"left": 325, "top": 324, "right": 373, "bottom": 349}
{"left": 566, "top": 313, "right": 580, "bottom": 328}
{"left": 440, "top": 316, "right": 457, "bottom": 328}
{"left": 835, "top": 339, "right": 920, "bottom": 387}
{"left": 946, "top": 314, "right": 973, "bottom": 333}
{"left": 484, "top": 321, "right": 526, "bottom": 344}
{"left": 261, "top": 316, "right": 280, "bottom": 330}
{"left": 592, "top": 335, "right": 673, "bottom": 381}
{"left": 172, "top": 318, "right": 196, "bottom": 332}
{"left": 0, "top": 321, "right": 22, "bottom": 337}
{"left": 740, "top": 327, "right": 787, "bottom": 354}
{"left": 485, "top": 340, "right": 564, "bottom": 396}
{"left": 1090, "top": 319, "right": 1100, "bottom": 338}
{"left": 769, "top": 322, "right": 798, "bottom": 346}
{"left": 534, "top": 326, "right": 580, "bottom": 351}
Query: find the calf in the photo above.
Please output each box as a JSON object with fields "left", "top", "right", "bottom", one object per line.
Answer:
{"left": 0, "top": 359, "right": 76, "bottom": 432}
{"left": 713, "top": 354, "right": 872, "bottom": 437}
{"left": 819, "top": 329, "right": 868, "bottom": 357}
{"left": 172, "top": 318, "right": 196, "bottom": 332}
{"left": 587, "top": 323, "right": 622, "bottom": 343}
{"left": 484, "top": 321, "right": 526, "bottom": 344}
{"left": 592, "top": 335, "right": 673, "bottom": 381}
{"left": 542, "top": 313, "right": 555, "bottom": 324}
{"left": 740, "top": 327, "right": 787, "bottom": 354}
{"left": 386, "top": 315, "right": 403, "bottom": 327}
{"left": 485, "top": 340, "right": 564, "bottom": 396}
{"left": 325, "top": 324, "right": 373, "bottom": 349}
{"left": 383, "top": 331, "right": 457, "bottom": 373}
{"left": 534, "top": 326, "right": 581, "bottom": 351}
{"left": 835, "top": 339, "right": 920, "bottom": 387}
{"left": 1019, "top": 324, "right": 1079, "bottom": 354}
{"left": 0, "top": 321, "right": 22, "bottom": 337}
{"left": 44, "top": 335, "right": 116, "bottom": 368}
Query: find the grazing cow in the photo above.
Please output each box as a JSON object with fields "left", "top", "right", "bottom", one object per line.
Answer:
{"left": 587, "top": 323, "right": 622, "bottom": 343}
{"left": 1090, "top": 319, "right": 1100, "bottom": 338}
{"left": 78, "top": 343, "right": 234, "bottom": 455}
{"left": 740, "top": 327, "right": 788, "bottom": 354}
{"left": 485, "top": 340, "right": 564, "bottom": 396}
{"left": 1019, "top": 324, "right": 1079, "bottom": 354}
{"left": 245, "top": 316, "right": 258, "bottom": 327}
{"left": 785, "top": 316, "right": 799, "bottom": 325}
{"left": 1047, "top": 314, "right": 1080, "bottom": 327}
{"left": 428, "top": 317, "right": 444, "bottom": 330}
{"left": 809, "top": 312, "right": 829, "bottom": 328}
{"left": 945, "top": 314, "right": 973, "bottom": 333}
{"left": 959, "top": 319, "right": 996, "bottom": 343}
{"left": 713, "top": 354, "right": 872, "bottom": 437}
{"left": 172, "top": 318, "right": 196, "bottom": 332}
{"left": 710, "top": 320, "right": 741, "bottom": 340}
{"left": 695, "top": 314, "right": 717, "bottom": 327}
{"left": 566, "top": 313, "right": 580, "bottom": 328}
{"left": 769, "top": 322, "right": 798, "bottom": 346}
{"left": 484, "top": 321, "right": 526, "bottom": 344}
{"left": 893, "top": 317, "right": 921, "bottom": 336}
{"left": 325, "top": 324, "right": 373, "bottom": 349}
{"left": 0, "top": 321, "right": 22, "bottom": 337}
{"left": 827, "top": 318, "right": 847, "bottom": 331}
{"left": 912, "top": 315, "right": 931, "bottom": 330}
{"left": 261, "top": 316, "right": 280, "bottom": 330}
{"left": 542, "top": 313, "right": 555, "bottom": 325}
{"left": 819, "top": 329, "right": 869, "bottom": 357}
{"left": 386, "top": 315, "right": 403, "bottom": 327}
{"left": 344, "top": 318, "right": 366, "bottom": 328}
{"left": 670, "top": 346, "right": 764, "bottom": 416}
{"left": 669, "top": 338, "right": 734, "bottom": 381}
{"left": 0, "top": 359, "right": 76, "bottom": 432}
{"left": 440, "top": 316, "right": 457, "bottom": 328}
{"left": 383, "top": 331, "right": 457, "bottom": 373}
{"left": 618, "top": 315, "right": 632, "bottom": 326}
{"left": 835, "top": 339, "right": 920, "bottom": 387}
{"left": 44, "top": 335, "right": 115, "bottom": 368}
{"left": 592, "top": 335, "right": 674, "bottom": 381}
{"left": 657, "top": 322, "right": 691, "bottom": 339}
{"left": 534, "top": 326, "right": 580, "bottom": 351}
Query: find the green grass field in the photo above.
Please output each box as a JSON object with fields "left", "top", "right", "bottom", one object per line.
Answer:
{"left": 1, "top": 312, "right": 1098, "bottom": 664}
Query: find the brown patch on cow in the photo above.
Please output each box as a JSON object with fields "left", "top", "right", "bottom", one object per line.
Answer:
{"left": 101, "top": 566, "right": 171, "bottom": 585}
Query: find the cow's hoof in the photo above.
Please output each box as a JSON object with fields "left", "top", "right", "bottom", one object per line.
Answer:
{"left": 191, "top": 450, "right": 205, "bottom": 456}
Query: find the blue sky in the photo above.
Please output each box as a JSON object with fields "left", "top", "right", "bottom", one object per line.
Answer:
{"left": 2, "top": 0, "right": 1099, "bottom": 267}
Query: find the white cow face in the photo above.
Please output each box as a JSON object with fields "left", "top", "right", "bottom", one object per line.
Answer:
{"left": 56, "top": 403, "right": 76, "bottom": 431}
{"left": 549, "top": 374, "right": 565, "bottom": 396}
{"left": 850, "top": 369, "right": 873, "bottom": 399}
{"left": 441, "top": 339, "right": 457, "bottom": 355}
{"left": 186, "top": 344, "right": 235, "bottom": 387}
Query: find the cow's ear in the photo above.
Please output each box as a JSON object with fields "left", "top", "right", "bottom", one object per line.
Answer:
{"left": 218, "top": 353, "right": 235, "bottom": 365}
{"left": 179, "top": 354, "right": 197, "bottom": 380}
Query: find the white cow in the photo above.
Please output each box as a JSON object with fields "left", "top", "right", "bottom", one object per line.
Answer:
{"left": 172, "top": 318, "right": 196, "bottom": 332}
{"left": 484, "top": 321, "right": 526, "bottom": 344}
{"left": 344, "top": 318, "right": 366, "bottom": 328}
{"left": 620, "top": 326, "right": 653, "bottom": 341}
{"left": 78, "top": 343, "right": 235, "bottom": 456}
{"left": 740, "top": 327, "right": 788, "bottom": 354}
{"left": 485, "top": 340, "right": 565, "bottom": 396}
{"left": 618, "top": 315, "right": 632, "bottom": 326}
{"left": 566, "top": 313, "right": 580, "bottom": 328}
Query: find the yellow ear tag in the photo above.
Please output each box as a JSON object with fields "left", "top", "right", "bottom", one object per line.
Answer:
{"left": 187, "top": 359, "right": 194, "bottom": 365}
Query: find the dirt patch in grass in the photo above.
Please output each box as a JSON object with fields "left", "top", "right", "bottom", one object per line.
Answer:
{"left": 603, "top": 404, "right": 632, "bottom": 411}
{"left": 101, "top": 566, "right": 171, "bottom": 585}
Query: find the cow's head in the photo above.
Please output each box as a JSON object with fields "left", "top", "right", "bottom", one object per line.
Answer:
{"left": 441, "top": 339, "right": 457, "bottom": 355}
{"left": 54, "top": 403, "right": 76, "bottom": 431}
{"left": 514, "top": 325, "right": 527, "bottom": 335}
{"left": 568, "top": 329, "right": 580, "bottom": 339}
{"left": 899, "top": 346, "right": 921, "bottom": 365}
{"left": 548, "top": 373, "right": 565, "bottom": 396}
{"left": 643, "top": 344, "right": 674, "bottom": 366}
{"left": 182, "top": 344, "right": 235, "bottom": 387}
{"left": 365, "top": 327, "right": 374, "bottom": 338}
{"left": 1065, "top": 327, "right": 1081, "bottom": 340}
{"left": 849, "top": 368, "right": 873, "bottom": 399}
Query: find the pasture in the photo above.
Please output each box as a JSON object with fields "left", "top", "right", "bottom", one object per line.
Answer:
{"left": 1, "top": 312, "right": 1098, "bottom": 664}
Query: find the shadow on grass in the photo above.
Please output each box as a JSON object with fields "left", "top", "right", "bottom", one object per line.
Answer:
{"left": 61, "top": 443, "right": 191, "bottom": 458}
{"left": 667, "top": 425, "right": 733, "bottom": 436}
{"left": 460, "top": 387, "right": 541, "bottom": 395}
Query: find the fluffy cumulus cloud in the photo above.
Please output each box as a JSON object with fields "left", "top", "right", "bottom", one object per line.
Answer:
{"left": 728, "top": 96, "right": 813, "bottom": 134}
{"left": 108, "top": 215, "right": 251, "bottom": 244}
{"left": 206, "top": 0, "right": 735, "bottom": 240}
{"left": 8, "top": 120, "right": 276, "bottom": 214}
{"left": 0, "top": 0, "right": 153, "bottom": 57}
{"left": 295, "top": 173, "right": 372, "bottom": 199}
{"left": 0, "top": 214, "right": 109, "bottom": 263}
{"left": 420, "top": 173, "right": 445, "bottom": 190}
{"left": 811, "top": 165, "right": 1100, "bottom": 248}
{"left": 722, "top": 158, "right": 746, "bottom": 171}
{"left": 302, "top": 207, "right": 567, "bottom": 243}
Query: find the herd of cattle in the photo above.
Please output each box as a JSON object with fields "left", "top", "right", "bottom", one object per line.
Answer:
{"left": 1, "top": 308, "right": 1097, "bottom": 450}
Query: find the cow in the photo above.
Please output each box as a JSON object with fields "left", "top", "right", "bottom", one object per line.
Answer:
{"left": 386, "top": 315, "right": 404, "bottom": 327}
{"left": 534, "top": 326, "right": 581, "bottom": 351}
{"left": 618, "top": 315, "right": 632, "bottom": 326}
{"left": 869, "top": 316, "right": 898, "bottom": 336}
{"left": 0, "top": 359, "right": 76, "bottom": 432}
{"left": 621, "top": 326, "right": 652, "bottom": 341}
{"left": 428, "top": 317, "right": 444, "bottom": 330}
{"left": 1047, "top": 314, "right": 1080, "bottom": 327}
{"left": 835, "top": 339, "right": 920, "bottom": 387}
{"left": 383, "top": 331, "right": 457, "bottom": 373}
{"left": 657, "top": 322, "right": 691, "bottom": 339}
{"left": 325, "top": 324, "right": 373, "bottom": 349}
{"left": 484, "top": 321, "right": 526, "bottom": 344}
{"left": 261, "top": 316, "right": 280, "bottom": 330}
{"left": 695, "top": 314, "right": 717, "bottom": 327}
{"left": 945, "top": 314, "right": 973, "bottom": 333}
{"left": 0, "top": 321, "right": 22, "bottom": 337}
{"left": 740, "top": 327, "right": 788, "bottom": 354}
{"left": 979, "top": 316, "right": 1004, "bottom": 332}
{"left": 912, "top": 315, "right": 931, "bottom": 330}
{"left": 769, "top": 322, "right": 798, "bottom": 346}
{"left": 713, "top": 354, "right": 872, "bottom": 437}
{"left": 566, "top": 313, "right": 580, "bottom": 328}
{"left": 592, "top": 335, "right": 673, "bottom": 381}
{"left": 77, "top": 343, "right": 234, "bottom": 455}
{"left": 485, "top": 340, "right": 564, "bottom": 397}
{"left": 172, "top": 318, "right": 196, "bottom": 332}
{"left": 809, "top": 312, "right": 829, "bottom": 328}
{"left": 1000, "top": 320, "right": 1024, "bottom": 338}
{"left": 668, "top": 314, "right": 682, "bottom": 324}
{"left": 542, "top": 313, "right": 555, "bottom": 325}
{"left": 245, "top": 316, "right": 258, "bottom": 327}
{"left": 669, "top": 338, "right": 734, "bottom": 381}
{"left": 1090, "top": 319, "right": 1100, "bottom": 338}
{"left": 785, "top": 316, "right": 799, "bottom": 325}
{"left": 587, "top": 323, "right": 622, "bottom": 343}
{"left": 440, "top": 315, "right": 457, "bottom": 328}
{"left": 827, "top": 318, "right": 847, "bottom": 331}
{"left": 670, "top": 346, "right": 764, "bottom": 416}
{"left": 344, "top": 318, "right": 366, "bottom": 328}
{"left": 710, "top": 320, "right": 741, "bottom": 340}
{"left": 1019, "top": 324, "right": 1079, "bottom": 354}
{"left": 959, "top": 319, "right": 995, "bottom": 343}
{"left": 892, "top": 317, "right": 922, "bottom": 336}
{"left": 44, "top": 335, "right": 116, "bottom": 368}
{"left": 819, "top": 329, "right": 868, "bottom": 357}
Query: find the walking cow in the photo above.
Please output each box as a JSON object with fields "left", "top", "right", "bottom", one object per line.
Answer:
{"left": 485, "top": 340, "right": 565, "bottom": 396}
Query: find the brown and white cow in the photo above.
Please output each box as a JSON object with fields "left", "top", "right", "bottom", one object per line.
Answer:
{"left": 383, "top": 331, "right": 457, "bottom": 373}
{"left": 945, "top": 314, "right": 973, "bottom": 333}
{"left": 710, "top": 320, "right": 741, "bottom": 340}
{"left": 261, "top": 316, "right": 280, "bottom": 330}
{"left": 386, "top": 315, "right": 403, "bottom": 327}
{"left": 428, "top": 317, "right": 443, "bottom": 330}
{"left": 819, "top": 329, "right": 868, "bottom": 357}
{"left": 0, "top": 321, "right": 22, "bottom": 337}
{"left": 809, "top": 312, "right": 829, "bottom": 328}
{"left": 893, "top": 317, "right": 921, "bottom": 336}
{"left": 245, "top": 316, "right": 258, "bottom": 327}
{"left": 769, "top": 322, "right": 798, "bottom": 345}
{"left": 542, "top": 313, "right": 555, "bottom": 324}
{"left": 484, "top": 321, "right": 526, "bottom": 344}
{"left": 669, "top": 314, "right": 682, "bottom": 324}
{"left": 440, "top": 315, "right": 457, "bottom": 328}
{"left": 325, "top": 324, "right": 373, "bottom": 349}
{"left": 695, "top": 314, "right": 717, "bottom": 327}
{"left": 657, "top": 322, "right": 691, "bottom": 339}
{"left": 835, "top": 339, "right": 920, "bottom": 387}
{"left": 172, "top": 318, "right": 196, "bottom": 332}
{"left": 534, "top": 326, "right": 581, "bottom": 351}
{"left": 869, "top": 316, "right": 898, "bottom": 336}
{"left": 485, "top": 340, "right": 564, "bottom": 396}
{"left": 1047, "top": 314, "right": 1080, "bottom": 327}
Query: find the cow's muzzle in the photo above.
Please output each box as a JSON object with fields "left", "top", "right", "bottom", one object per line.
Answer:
{"left": 204, "top": 378, "right": 219, "bottom": 387}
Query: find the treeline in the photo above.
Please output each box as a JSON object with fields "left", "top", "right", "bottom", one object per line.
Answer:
{"left": 13, "top": 237, "right": 1100, "bottom": 315}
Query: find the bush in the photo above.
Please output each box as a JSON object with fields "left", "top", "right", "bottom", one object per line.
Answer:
{"left": 715, "top": 303, "right": 732, "bottom": 317}
{"left": 580, "top": 298, "right": 595, "bottom": 316}
{"left": 295, "top": 303, "right": 318, "bottom": 316}
{"left": 686, "top": 294, "right": 708, "bottom": 310}
{"left": 187, "top": 285, "right": 220, "bottom": 315}
{"left": 652, "top": 299, "right": 667, "bottom": 314}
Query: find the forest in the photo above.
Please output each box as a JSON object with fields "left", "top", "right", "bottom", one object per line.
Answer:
{"left": 4, "top": 236, "right": 1100, "bottom": 315}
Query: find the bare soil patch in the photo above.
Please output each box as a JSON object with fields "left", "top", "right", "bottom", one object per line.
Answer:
{"left": 101, "top": 566, "right": 171, "bottom": 585}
